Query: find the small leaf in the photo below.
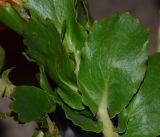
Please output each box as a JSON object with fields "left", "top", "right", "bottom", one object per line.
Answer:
{"left": 78, "top": 13, "right": 148, "bottom": 117}
{"left": 120, "top": 54, "right": 160, "bottom": 137}
{"left": 12, "top": 86, "right": 54, "bottom": 122}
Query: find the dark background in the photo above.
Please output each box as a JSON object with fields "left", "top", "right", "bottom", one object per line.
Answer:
{"left": 0, "top": 0, "right": 160, "bottom": 137}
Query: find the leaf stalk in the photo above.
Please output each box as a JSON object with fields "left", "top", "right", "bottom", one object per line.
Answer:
{"left": 98, "top": 92, "right": 118, "bottom": 137}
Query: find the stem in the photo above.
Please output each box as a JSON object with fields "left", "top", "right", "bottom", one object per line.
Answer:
{"left": 98, "top": 92, "right": 118, "bottom": 137}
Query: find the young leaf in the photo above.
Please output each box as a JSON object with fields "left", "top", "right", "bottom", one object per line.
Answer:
{"left": 12, "top": 86, "right": 54, "bottom": 122}
{"left": 78, "top": 13, "right": 148, "bottom": 117}
{"left": 120, "top": 54, "right": 160, "bottom": 137}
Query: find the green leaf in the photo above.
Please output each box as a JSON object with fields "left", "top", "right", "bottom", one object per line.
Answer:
{"left": 24, "top": 19, "right": 76, "bottom": 90}
{"left": 57, "top": 88, "right": 84, "bottom": 110}
{"left": 0, "top": 3, "right": 23, "bottom": 34}
{"left": 78, "top": 13, "right": 148, "bottom": 117}
{"left": 39, "top": 66, "right": 83, "bottom": 111}
{"left": 40, "top": 63, "right": 84, "bottom": 110}
{"left": 24, "top": 0, "right": 87, "bottom": 69}
{"left": 12, "top": 86, "right": 54, "bottom": 122}
{"left": 40, "top": 65, "right": 84, "bottom": 110}
{"left": 0, "top": 46, "right": 5, "bottom": 72}
{"left": 39, "top": 66, "right": 54, "bottom": 96}
{"left": 24, "top": 0, "right": 75, "bottom": 32}
{"left": 24, "top": 19, "right": 84, "bottom": 110}
{"left": 57, "top": 97, "right": 102, "bottom": 133}
{"left": 117, "top": 108, "right": 129, "bottom": 133}
{"left": 120, "top": 54, "right": 160, "bottom": 137}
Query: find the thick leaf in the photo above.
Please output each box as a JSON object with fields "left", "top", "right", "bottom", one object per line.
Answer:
{"left": 24, "top": 0, "right": 87, "bottom": 80}
{"left": 24, "top": 19, "right": 84, "bottom": 110}
{"left": 117, "top": 108, "right": 128, "bottom": 133}
{"left": 120, "top": 54, "right": 160, "bottom": 137}
{"left": 0, "top": 46, "right": 5, "bottom": 71}
{"left": 78, "top": 13, "right": 148, "bottom": 117}
{"left": 55, "top": 95, "right": 102, "bottom": 133}
{"left": 24, "top": 19, "right": 76, "bottom": 90}
{"left": 57, "top": 88, "right": 84, "bottom": 110}
{"left": 12, "top": 86, "right": 54, "bottom": 122}
{"left": 40, "top": 65, "right": 84, "bottom": 110}
{"left": 0, "top": 3, "right": 23, "bottom": 34}
{"left": 24, "top": 0, "right": 87, "bottom": 51}
{"left": 24, "top": 0, "right": 75, "bottom": 32}
{"left": 40, "top": 64, "right": 84, "bottom": 110}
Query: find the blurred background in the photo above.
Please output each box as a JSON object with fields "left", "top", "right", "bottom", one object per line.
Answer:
{"left": 0, "top": 0, "right": 160, "bottom": 137}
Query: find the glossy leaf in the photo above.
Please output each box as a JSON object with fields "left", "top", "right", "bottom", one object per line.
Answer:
{"left": 24, "top": 0, "right": 87, "bottom": 51}
{"left": 56, "top": 95, "right": 102, "bottom": 133}
{"left": 57, "top": 88, "right": 84, "bottom": 110}
{"left": 40, "top": 66, "right": 84, "bottom": 110}
{"left": 120, "top": 54, "right": 160, "bottom": 137}
{"left": 24, "top": 19, "right": 76, "bottom": 90}
{"left": 117, "top": 108, "right": 129, "bottom": 133}
{"left": 78, "top": 13, "right": 148, "bottom": 117}
{"left": 39, "top": 66, "right": 54, "bottom": 96}
{"left": 12, "top": 86, "right": 54, "bottom": 122}
{"left": 0, "top": 3, "right": 23, "bottom": 34}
